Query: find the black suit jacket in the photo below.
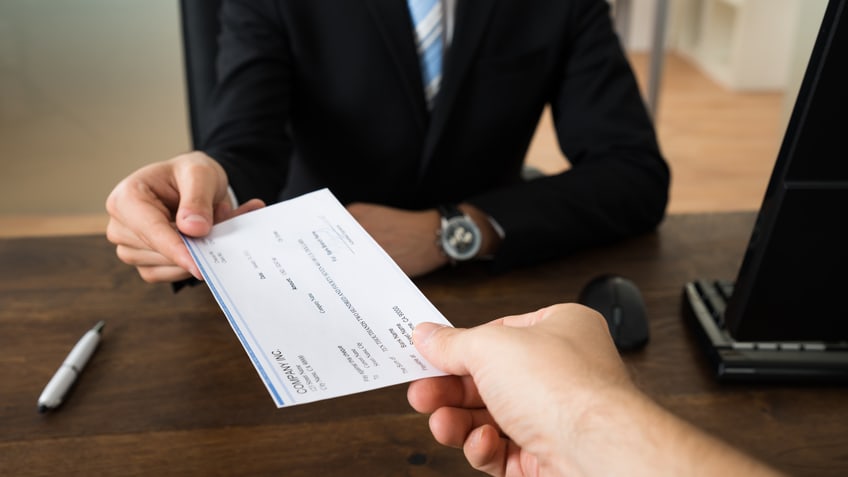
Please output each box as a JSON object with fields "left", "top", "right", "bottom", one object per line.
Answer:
{"left": 202, "top": 0, "right": 670, "bottom": 272}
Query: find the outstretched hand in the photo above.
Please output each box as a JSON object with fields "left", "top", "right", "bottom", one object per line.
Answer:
{"left": 105, "top": 151, "right": 264, "bottom": 283}
{"left": 408, "top": 304, "right": 631, "bottom": 476}
{"left": 408, "top": 304, "right": 784, "bottom": 477}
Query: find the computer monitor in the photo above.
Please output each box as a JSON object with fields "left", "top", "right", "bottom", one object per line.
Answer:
{"left": 683, "top": 0, "right": 848, "bottom": 381}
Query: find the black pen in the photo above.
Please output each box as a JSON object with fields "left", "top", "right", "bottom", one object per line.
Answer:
{"left": 37, "top": 321, "right": 105, "bottom": 412}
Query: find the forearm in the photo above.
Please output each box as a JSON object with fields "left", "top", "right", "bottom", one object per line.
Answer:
{"left": 201, "top": 0, "right": 293, "bottom": 205}
{"left": 550, "top": 389, "right": 783, "bottom": 477}
{"left": 468, "top": 159, "right": 668, "bottom": 273}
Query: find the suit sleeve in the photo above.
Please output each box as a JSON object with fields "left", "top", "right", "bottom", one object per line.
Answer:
{"left": 201, "top": 0, "right": 293, "bottom": 204}
{"left": 467, "top": 0, "right": 670, "bottom": 273}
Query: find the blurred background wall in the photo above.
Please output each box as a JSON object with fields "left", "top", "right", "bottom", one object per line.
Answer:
{"left": 0, "top": 0, "right": 189, "bottom": 215}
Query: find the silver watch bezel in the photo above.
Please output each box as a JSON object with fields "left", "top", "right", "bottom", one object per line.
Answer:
{"left": 439, "top": 213, "right": 482, "bottom": 261}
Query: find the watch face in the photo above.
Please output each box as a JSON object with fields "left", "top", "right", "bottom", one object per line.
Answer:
{"left": 441, "top": 217, "right": 482, "bottom": 261}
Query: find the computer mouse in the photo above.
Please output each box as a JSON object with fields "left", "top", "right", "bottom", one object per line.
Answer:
{"left": 578, "top": 274, "right": 650, "bottom": 352}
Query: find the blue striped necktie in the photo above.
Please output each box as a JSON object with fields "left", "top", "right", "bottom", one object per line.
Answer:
{"left": 407, "top": 0, "right": 444, "bottom": 109}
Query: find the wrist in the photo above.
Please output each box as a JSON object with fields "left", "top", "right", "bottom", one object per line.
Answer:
{"left": 550, "top": 387, "right": 659, "bottom": 476}
{"left": 458, "top": 203, "right": 501, "bottom": 259}
{"left": 435, "top": 203, "right": 502, "bottom": 264}
{"left": 437, "top": 204, "right": 482, "bottom": 263}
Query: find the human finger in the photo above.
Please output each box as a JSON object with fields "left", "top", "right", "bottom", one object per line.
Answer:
{"left": 171, "top": 156, "right": 228, "bottom": 237}
{"left": 108, "top": 216, "right": 200, "bottom": 284}
{"left": 464, "top": 425, "right": 508, "bottom": 477}
{"left": 136, "top": 264, "right": 193, "bottom": 283}
{"left": 483, "top": 304, "right": 567, "bottom": 331}
{"left": 412, "top": 322, "right": 478, "bottom": 377}
{"left": 429, "top": 407, "right": 500, "bottom": 448}
{"left": 106, "top": 216, "right": 153, "bottom": 251}
{"left": 215, "top": 198, "right": 266, "bottom": 223}
{"left": 115, "top": 243, "right": 179, "bottom": 267}
{"left": 106, "top": 181, "right": 201, "bottom": 280}
{"left": 407, "top": 374, "right": 485, "bottom": 413}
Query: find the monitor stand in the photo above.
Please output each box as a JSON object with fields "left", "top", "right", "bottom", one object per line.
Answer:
{"left": 682, "top": 280, "right": 848, "bottom": 382}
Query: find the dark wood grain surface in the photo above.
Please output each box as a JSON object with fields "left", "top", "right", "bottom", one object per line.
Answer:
{"left": 1, "top": 212, "right": 846, "bottom": 476}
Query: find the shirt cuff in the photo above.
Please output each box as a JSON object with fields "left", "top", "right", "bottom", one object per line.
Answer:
{"left": 226, "top": 186, "right": 239, "bottom": 209}
{"left": 487, "top": 215, "right": 506, "bottom": 239}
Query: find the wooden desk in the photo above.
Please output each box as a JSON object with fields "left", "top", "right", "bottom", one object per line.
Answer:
{"left": 1, "top": 212, "right": 846, "bottom": 476}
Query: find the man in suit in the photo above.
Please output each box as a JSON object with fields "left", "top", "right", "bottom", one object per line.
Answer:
{"left": 106, "top": 0, "right": 669, "bottom": 283}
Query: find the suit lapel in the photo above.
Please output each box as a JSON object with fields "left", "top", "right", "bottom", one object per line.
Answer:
{"left": 419, "top": 0, "right": 498, "bottom": 176}
{"left": 365, "top": 0, "right": 428, "bottom": 133}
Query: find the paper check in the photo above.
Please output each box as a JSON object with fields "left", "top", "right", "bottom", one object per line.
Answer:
{"left": 183, "top": 189, "right": 452, "bottom": 407}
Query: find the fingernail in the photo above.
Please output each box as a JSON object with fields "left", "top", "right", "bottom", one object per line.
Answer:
{"left": 471, "top": 426, "right": 484, "bottom": 447}
{"left": 183, "top": 214, "right": 208, "bottom": 224}
{"left": 413, "top": 322, "right": 446, "bottom": 346}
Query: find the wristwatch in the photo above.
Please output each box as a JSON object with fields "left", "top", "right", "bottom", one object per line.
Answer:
{"left": 437, "top": 204, "right": 482, "bottom": 262}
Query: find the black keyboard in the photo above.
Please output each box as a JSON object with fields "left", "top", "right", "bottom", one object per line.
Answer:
{"left": 692, "top": 280, "right": 733, "bottom": 329}
{"left": 682, "top": 280, "right": 848, "bottom": 382}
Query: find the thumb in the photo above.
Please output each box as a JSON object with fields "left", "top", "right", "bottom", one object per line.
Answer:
{"left": 414, "top": 322, "right": 474, "bottom": 377}
{"left": 173, "top": 160, "right": 228, "bottom": 237}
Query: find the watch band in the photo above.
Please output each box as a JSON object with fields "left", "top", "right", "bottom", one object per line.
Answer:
{"left": 437, "top": 204, "right": 464, "bottom": 221}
